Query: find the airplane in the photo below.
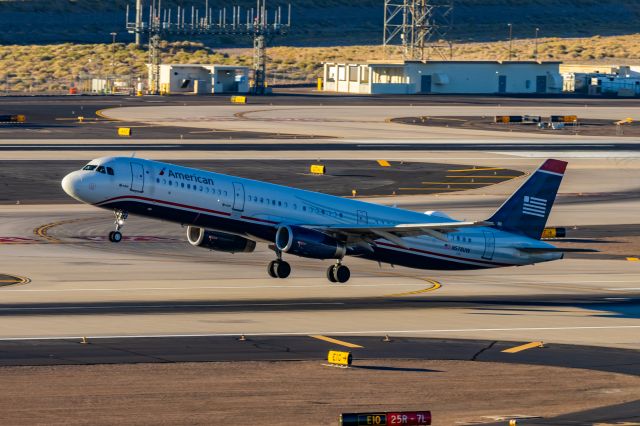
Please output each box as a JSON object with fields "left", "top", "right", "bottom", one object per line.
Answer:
{"left": 61, "top": 157, "right": 594, "bottom": 283}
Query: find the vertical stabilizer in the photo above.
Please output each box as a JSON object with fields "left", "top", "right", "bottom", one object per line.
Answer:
{"left": 488, "top": 159, "right": 567, "bottom": 240}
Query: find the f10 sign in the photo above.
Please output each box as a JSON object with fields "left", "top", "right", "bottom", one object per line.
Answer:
{"left": 341, "top": 411, "right": 431, "bottom": 426}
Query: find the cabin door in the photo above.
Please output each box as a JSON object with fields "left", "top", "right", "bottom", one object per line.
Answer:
{"left": 130, "top": 162, "right": 144, "bottom": 193}
{"left": 232, "top": 182, "right": 245, "bottom": 212}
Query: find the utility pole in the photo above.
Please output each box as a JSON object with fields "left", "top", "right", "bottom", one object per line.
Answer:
{"left": 110, "top": 32, "right": 117, "bottom": 94}
{"left": 135, "top": 0, "right": 143, "bottom": 46}
{"left": 534, "top": 27, "right": 540, "bottom": 61}
{"left": 383, "top": 0, "right": 454, "bottom": 61}
{"left": 507, "top": 23, "right": 513, "bottom": 60}
{"left": 126, "top": 1, "right": 290, "bottom": 95}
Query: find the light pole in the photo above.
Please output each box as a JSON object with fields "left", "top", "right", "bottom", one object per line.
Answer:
{"left": 534, "top": 27, "right": 540, "bottom": 61}
{"left": 110, "top": 32, "right": 117, "bottom": 94}
{"left": 507, "top": 23, "right": 513, "bottom": 60}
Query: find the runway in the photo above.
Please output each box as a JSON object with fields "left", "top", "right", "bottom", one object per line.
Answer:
{"left": 1, "top": 94, "right": 639, "bottom": 424}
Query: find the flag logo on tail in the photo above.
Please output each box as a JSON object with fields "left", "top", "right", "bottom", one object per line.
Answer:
{"left": 523, "top": 196, "right": 547, "bottom": 217}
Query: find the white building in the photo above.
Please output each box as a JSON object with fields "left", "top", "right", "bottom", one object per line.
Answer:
{"left": 150, "top": 64, "right": 250, "bottom": 95}
{"left": 323, "top": 61, "right": 563, "bottom": 95}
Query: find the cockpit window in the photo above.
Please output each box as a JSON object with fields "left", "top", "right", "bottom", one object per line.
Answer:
{"left": 106, "top": 167, "right": 115, "bottom": 176}
{"left": 82, "top": 165, "right": 97, "bottom": 171}
{"left": 96, "top": 166, "right": 106, "bottom": 174}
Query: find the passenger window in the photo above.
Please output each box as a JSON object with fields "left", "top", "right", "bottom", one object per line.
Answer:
{"left": 106, "top": 167, "right": 115, "bottom": 176}
{"left": 303, "top": 206, "right": 306, "bottom": 211}
{"left": 156, "top": 178, "right": 160, "bottom": 183}
{"left": 260, "top": 197, "right": 264, "bottom": 203}
{"left": 96, "top": 166, "right": 106, "bottom": 174}
{"left": 187, "top": 184, "right": 190, "bottom": 189}
{"left": 169, "top": 181, "right": 172, "bottom": 186}
{"left": 224, "top": 191, "right": 228, "bottom": 196}
{"left": 278, "top": 201, "right": 282, "bottom": 207}
{"left": 272, "top": 200, "right": 276, "bottom": 206}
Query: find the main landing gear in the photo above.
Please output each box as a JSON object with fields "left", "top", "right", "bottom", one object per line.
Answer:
{"left": 326, "top": 260, "right": 350, "bottom": 284}
{"left": 266, "top": 249, "right": 351, "bottom": 283}
{"left": 267, "top": 250, "right": 291, "bottom": 279}
{"left": 108, "top": 210, "right": 128, "bottom": 243}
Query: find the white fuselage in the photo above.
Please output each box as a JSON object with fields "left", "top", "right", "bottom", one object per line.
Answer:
{"left": 62, "top": 156, "right": 561, "bottom": 271}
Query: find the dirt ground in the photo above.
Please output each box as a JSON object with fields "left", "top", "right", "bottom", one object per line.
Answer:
{"left": 0, "top": 360, "right": 638, "bottom": 425}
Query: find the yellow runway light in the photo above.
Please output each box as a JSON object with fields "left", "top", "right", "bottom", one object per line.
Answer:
{"left": 117, "top": 127, "right": 132, "bottom": 137}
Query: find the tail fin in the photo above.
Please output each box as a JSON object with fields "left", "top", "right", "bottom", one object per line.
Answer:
{"left": 488, "top": 159, "right": 567, "bottom": 240}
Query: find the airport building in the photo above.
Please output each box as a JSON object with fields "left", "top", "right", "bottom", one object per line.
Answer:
{"left": 149, "top": 64, "right": 250, "bottom": 95}
{"left": 322, "top": 61, "right": 563, "bottom": 95}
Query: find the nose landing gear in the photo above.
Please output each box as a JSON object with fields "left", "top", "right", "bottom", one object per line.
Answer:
{"left": 108, "top": 210, "right": 128, "bottom": 243}
{"left": 267, "top": 249, "right": 291, "bottom": 279}
{"left": 327, "top": 260, "right": 350, "bottom": 284}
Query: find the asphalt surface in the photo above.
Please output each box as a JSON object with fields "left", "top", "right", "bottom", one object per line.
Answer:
{"left": 0, "top": 335, "right": 638, "bottom": 375}
{"left": 3, "top": 93, "right": 640, "bottom": 140}
{"left": 393, "top": 115, "right": 640, "bottom": 137}
{"left": 0, "top": 159, "right": 523, "bottom": 203}
{"left": 2, "top": 141, "right": 639, "bottom": 151}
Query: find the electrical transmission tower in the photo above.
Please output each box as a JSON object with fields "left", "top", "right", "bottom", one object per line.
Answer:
{"left": 383, "top": 0, "right": 453, "bottom": 61}
{"left": 126, "top": 0, "right": 291, "bottom": 95}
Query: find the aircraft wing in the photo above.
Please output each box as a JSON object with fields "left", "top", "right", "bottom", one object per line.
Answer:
{"left": 312, "top": 221, "right": 493, "bottom": 246}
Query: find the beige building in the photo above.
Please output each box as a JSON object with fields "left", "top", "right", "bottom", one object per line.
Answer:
{"left": 150, "top": 64, "right": 250, "bottom": 95}
{"left": 323, "top": 61, "right": 563, "bottom": 95}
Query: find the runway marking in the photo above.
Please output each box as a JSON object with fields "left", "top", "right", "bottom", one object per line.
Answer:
{"left": 5, "top": 283, "right": 427, "bottom": 292}
{"left": 0, "top": 237, "right": 40, "bottom": 244}
{"left": 399, "top": 187, "right": 468, "bottom": 191}
{"left": 608, "top": 288, "right": 640, "bottom": 291}
{"left": 447, "top": 167, "right": 505, "bottom": 172}
{"left": 377, "top": 160, "right": 391, "bottom": 167}
{"left": 445, "top": 175, "right": 519, "bottom": 179}
{"left": 420, "top": 181, "right": 497, "bottom": 185}
{"left": 385, "top": 279, "right": 441, "bottom": 297}
{"left": 33, "top": 218, "right": 93, "bottom": 243}
{"left": 309, "top": 335, "right": 364, "bottom": 348}
{"left": 3, "top": 326, "right": 640, "bottom": 341}
{"left": 502, "top": 341, "right": 544, "bottom": 353}
{"left": 0, "top": 302, "right": 345, "bottom": 312}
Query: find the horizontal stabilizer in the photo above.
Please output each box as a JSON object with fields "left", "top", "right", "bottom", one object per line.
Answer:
{"left": 516, "top": 247, "right": 599, "bottom": 253}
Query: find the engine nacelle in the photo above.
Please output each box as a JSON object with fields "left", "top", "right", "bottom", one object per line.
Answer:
{"left": 275, "top": 225, "right": 346, "bottom": 259}
{"left": 187, "top": 226, "right": 256, "bottom": 253}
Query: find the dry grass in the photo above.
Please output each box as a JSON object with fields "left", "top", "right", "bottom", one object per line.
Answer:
{"left": 1, "top": 33, "right": 640, "bottom": 92}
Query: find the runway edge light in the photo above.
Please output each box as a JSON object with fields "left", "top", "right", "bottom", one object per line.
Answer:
{"left": 340, "top": 411, "right": 431, "bottom": 426}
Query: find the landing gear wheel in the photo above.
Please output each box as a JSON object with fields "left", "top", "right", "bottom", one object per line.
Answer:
{"left": 267, "top": 261, "right": 278, "bottom": 278}
{"left": 109, "top": 230, "right": 122, "bottom": 243}
{"left": 267, "top": 260, "right": 291, "bottom": 279}
{"left": 326, "top": 265, "right": 338, "bottom": 283}
{"left": 331, "top": 264, "right": 350, "bottom": 283}
{"left": 275, "top": 261, "right": 291, "bottom": 279}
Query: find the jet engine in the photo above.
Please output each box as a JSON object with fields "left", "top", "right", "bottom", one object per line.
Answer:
{"left": 275, "top": 225, "right": 346, "bottom": 259}
{"left": 187, "top": 226, "right": 256, "bottom": 253}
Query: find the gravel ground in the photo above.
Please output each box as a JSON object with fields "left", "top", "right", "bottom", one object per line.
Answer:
{"left": 0, "top": 360, "right": 638, "bottom": 425}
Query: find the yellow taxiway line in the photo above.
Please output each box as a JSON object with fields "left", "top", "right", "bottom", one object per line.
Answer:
{"left": 385, "top": 279, "right": 442, "bottom": 297}
{"left": 502, "top": 341, "right": 545, "bottom": 353}
{"left": 309, "top": 335, "right": 364, "bottom": 348}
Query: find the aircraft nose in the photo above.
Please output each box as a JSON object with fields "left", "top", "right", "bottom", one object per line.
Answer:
{"left": 61, "top": 171, "right": 83, "bottom": 201}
